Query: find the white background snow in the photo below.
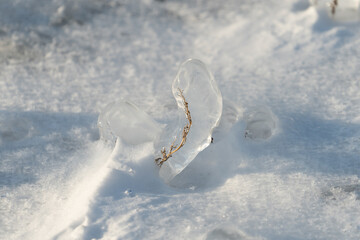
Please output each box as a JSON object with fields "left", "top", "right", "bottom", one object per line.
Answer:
{"left": 1, "top": 0, "right": 360, "bottom": 239}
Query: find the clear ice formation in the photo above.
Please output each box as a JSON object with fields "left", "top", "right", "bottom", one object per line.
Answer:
{"left": 98, "top": 100, "right": 162, "bottom": 146}
{"left": 244, "top": 106, "right": 276, "bottom": 140}
{"left": 155, "top": 59, "right": 223, "bottom": 182}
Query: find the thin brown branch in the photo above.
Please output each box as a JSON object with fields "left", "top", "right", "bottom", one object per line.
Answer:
{"left": 155, "top": 88, "right": 192, "bottom": 167}
{"left": 331, "top": 0, "right": 337, "bottom": 15}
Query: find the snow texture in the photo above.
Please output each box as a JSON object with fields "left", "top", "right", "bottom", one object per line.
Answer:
{"left": 1, "top": 0, "right": 360, "bottom": 240}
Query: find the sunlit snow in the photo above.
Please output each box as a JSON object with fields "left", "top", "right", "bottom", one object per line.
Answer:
{"left": 0, "top": 0, "right": 360, "bottom": 240}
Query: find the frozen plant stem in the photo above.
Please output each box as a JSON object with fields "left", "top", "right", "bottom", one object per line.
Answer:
{"left": 155, "top": 88, "right": 192, "bottom": 167}
{"left": 331, "top": 0, "right": 338, "bottom": 15}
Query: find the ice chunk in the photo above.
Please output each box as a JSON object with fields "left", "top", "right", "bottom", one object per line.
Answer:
{"left": 98, "top": 101, "right": 162, "bottom": 146}
{"left": 155, "top": 59, "right": 223, "bottom": 182}
{"left": 244, "top": 106, "right": 276, "bottom": 140}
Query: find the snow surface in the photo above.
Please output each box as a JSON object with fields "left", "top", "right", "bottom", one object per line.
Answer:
{"left": 0, "top": 0, "right": 360, "bottom": 239}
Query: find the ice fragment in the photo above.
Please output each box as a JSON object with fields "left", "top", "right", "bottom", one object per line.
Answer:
{"left": 244, "top": 106, "right": 276, "bottom": 140}
{"left": 98, "top": 101, "right": 161, "bottom": 146}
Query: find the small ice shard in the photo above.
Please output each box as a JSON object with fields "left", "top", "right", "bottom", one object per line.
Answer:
{"left": 244, "top": 106, "right": 276, "bottom": 140}
{"left": 155, "top": 59, "right": 223, "bottom": 182}
{"left": 124, "top": 189, "right": 135, "bottom": 197}
{"left": 98, "top": 100, "right": 162, "bottom": 146}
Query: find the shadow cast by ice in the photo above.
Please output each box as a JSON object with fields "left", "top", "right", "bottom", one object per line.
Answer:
{"left": 311, "top": 4, "right": 360, "bottom": 32}
{"left": 205, "top": 227, "right": 262, "bottom": 240}
{"left": 0, "top": 110, "right": 99, "bottom": 188}
{"left": 292, "top": 0, "right": 311, "bottom": 12}
{"left": 0, "top": 171, "right": 37, "bottom": 188}
{"left": 169, "top": 111, "right": 360, "bottom": 191}
{"left": 0, "top": 110, "right": 98, "bottom": 147}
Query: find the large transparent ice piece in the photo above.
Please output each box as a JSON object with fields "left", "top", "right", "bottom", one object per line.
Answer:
{"left": 156, "top": 59, "right": 223, "bottom": 182}
{"left": 98, "top": 101, "right": 162, "bottom": 146}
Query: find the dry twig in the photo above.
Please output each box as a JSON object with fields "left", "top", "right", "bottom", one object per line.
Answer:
{"left": 331, "top": 0, "right": 338, "bottom": 15}
{"left": 155, "top": 88, "right": 192, "bottom": 167}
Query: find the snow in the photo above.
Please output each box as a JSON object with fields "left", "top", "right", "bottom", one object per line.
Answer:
{"left": 0, "top": 0, "right": 360, "bottom": 239}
